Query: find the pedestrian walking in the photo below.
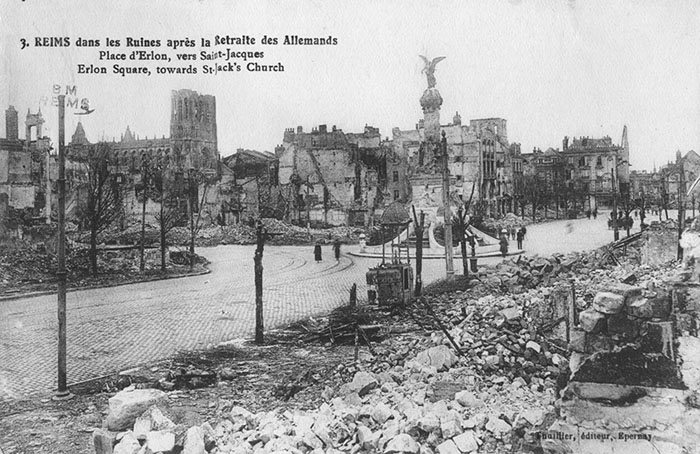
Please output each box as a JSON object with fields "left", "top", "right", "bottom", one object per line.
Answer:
{"left": 333, "top": 238, "right": 341, "bottom": 263}
{"left": 592, "top": 208, "right": 598, "bottom": 219}
{"left": 516, "top": 228, "right": 524, "bottom": 249}
{"left": 314, "top": 241, "right": 322, "bottom": 262}
{"left": 520, "top": 225, "right": 527, "bottom": 240}
{"left": 499, "top": 229, "right": 509, "bottom": 257}
{"left": 585, "top": 209, "right": 591, "bottom": 219}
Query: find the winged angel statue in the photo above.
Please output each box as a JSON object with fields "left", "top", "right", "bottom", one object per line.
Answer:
{"left": 419, "top": 55, "right": 446, "bottom": 88}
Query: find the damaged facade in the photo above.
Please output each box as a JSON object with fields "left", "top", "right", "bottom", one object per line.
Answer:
{"left": 67, "top": 89, "right": 226, "bottom": 227}
{"left": 277, "top": 124, "right": 392, "bottom": 226}
{"left": 221, "top": 148, "right": 280, "bottom": 224}
{"left": 392, "top": 114, "right": 523, "bottom": 219}
{"left": 520, "top": 127, "right": 631, "bottom": 211}
{"left": 0, "top": 106, "right": 52, "bottom": 229}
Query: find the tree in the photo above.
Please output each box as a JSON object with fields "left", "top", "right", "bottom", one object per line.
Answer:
{"left": 137, "top": 157, "right": 151, "bottom": 272}
{"left": 78, "top": 142, "right": 122, "bottom": 277}
{"left": 521, "top": 174, "right": 543, "bottom": 222}
{"left": 152, "top": 166, "right": 183, "bottom": 272}
{"left": 186, "top": 169, "right": 215, "bottom": 268}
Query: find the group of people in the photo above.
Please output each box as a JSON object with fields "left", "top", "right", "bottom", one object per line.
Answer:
{"left": 314, "top": 238, "right": 342, "bottom": 263}
{"left": 584, "top": 208, "right": 599, "bottom": 219}
{"left": 498, "top": 225, "right": 527, "bottom": 257}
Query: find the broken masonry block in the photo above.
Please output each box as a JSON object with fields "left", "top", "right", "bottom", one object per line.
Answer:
{"left": 606, "top": 283, "right": 643, "bottom": 304}
{"left": 579, "top": 308, "right": 607, "bottom": 333}
{"left": 592, "top": 291, "right": 626, "bottom": 314}
{"left": 569, "top": 328, "right": 587, "bottom": 353}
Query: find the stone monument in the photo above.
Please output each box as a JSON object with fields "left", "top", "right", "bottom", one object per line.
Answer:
{"left": 418, "top": 55, "right": 445, "bottom": 164}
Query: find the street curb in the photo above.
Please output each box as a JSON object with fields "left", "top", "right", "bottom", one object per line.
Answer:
{"left": 0, "top": 268, "right": 211, "bottom": 303}
{"left": 348, "top": 249, "right": 524, "bottom": 259}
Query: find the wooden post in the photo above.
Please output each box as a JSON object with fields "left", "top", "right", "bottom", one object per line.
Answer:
{"left": 254, "top": 219, "right": 266, "bottom": 344}
{"left": 567, "top": 279, "right": 576, "bottom": 343}
{"left": 458, "top": 205, "right": 468, "bottom": 277}
{"left": 412, "top": 206, "right": 425, "bottom": 297}
{"left": 349, "top": 283, "right": 357, "bottom": 307}
{"left": 354, "top": 326, "right": 359, "bottom": 363}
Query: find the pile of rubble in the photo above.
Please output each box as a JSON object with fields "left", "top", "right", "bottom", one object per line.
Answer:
{"left": 87, "top": 224, "right": 689, "bottom": 454}
{"left": 0, "top": 241, "right": 200, "bottom": 297}
{"left": 262, "top": 219, "right": 361, "bottom": 246}
{"left": 93, "top": 343, "right": 555, "bottom": 454}
{"left": 165, "top": 220, "right": 362, "bottom": 247}
{"left": 169, "top": 225, "right": 257, "bottom": 247}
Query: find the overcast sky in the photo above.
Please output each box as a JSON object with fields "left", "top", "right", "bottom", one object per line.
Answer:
{"left": 1, "top": 0, "right": 698, "bottom": 171}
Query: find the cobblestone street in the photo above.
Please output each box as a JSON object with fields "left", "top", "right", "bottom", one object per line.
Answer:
{"left": 0, "top": 245, "right": 449, "bottom": 402}
{"left": 0, "top": 212, "right": 639, "bottom": 402}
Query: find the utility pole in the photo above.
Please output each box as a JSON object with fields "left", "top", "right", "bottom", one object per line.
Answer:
{"left": 440, "top": 131, "right": 454, "bottom": 278}
{"left": 54, "top": 95, "right": 71, "bottom": 400}
{"left": 612, "top": 162, "right": 619, "bottom": 241}
{"left": 678, "top": 160, "right": 686, "bottom": 260}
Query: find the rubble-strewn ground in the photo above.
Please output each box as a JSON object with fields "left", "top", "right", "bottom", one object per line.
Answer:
{"left": 0, "top": 228, "right": 679, "bottom": 454}
{"left": 0, "top": 218, "right": 359, "bottom": 298}
{"left": 0, "top": 240, "right": 208, "bottom": 298}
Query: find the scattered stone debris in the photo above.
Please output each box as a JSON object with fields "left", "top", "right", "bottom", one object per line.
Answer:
{"left": 0, "top": 240, "right": 208, "bottom": 297}
{"left": 5, "top": 220, "right": 700, "bottom": 454}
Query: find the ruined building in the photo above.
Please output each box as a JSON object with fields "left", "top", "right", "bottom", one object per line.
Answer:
{"left": 71, "top": 89, "right": 218, "bottom": 173}
{"left": 276, "top": 124, "right": 395, "bottom": 226}
{"left": 0, "top": 106, "right": 52, "bottom": 227}
{"left": 68, "top": 89, "right": 225, "bottom": 225}
{"left": 520, "top": 127, "right": 630, "bottom": 211}
{"left": 391, "top": 106, "right": 523, "bottom": 219}
{"left": 221, "top": 149, "right": 280, "bottom": 224}
{"left": 656, "top": 150, "right": 700, "bottom": 206}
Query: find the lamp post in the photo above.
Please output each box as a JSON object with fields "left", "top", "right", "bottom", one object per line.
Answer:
{"left": 54, "top": 95, "right": 71, "bottom": 400}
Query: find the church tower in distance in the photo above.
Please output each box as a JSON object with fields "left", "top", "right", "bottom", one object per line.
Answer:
{"left": 170, "top": 89, "right": 218, "bottom": 171}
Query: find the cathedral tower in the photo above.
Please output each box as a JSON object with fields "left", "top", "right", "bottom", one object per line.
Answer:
{"left": 170, "top": 89, "right": 218, "bottom": 170}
